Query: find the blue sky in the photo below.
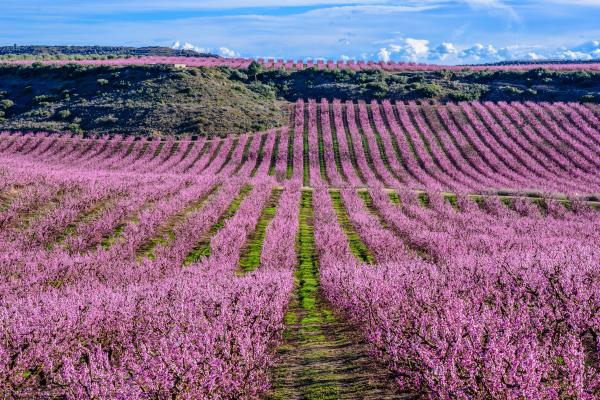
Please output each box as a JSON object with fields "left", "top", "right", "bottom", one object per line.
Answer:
{"left": 2, "top": 0, "right": 600, "bottom": 64}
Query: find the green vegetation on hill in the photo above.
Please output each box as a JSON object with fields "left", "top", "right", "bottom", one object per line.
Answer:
{"left": 0, "top": 64, "right": 288, "bottom": 137}
{"left": 0, "top": 60, "right": 599, "bottom": 137}
{"left": 245, "top": 65, "right": 600, "bottom": 103}
{"left": 0, "top": 45, "right": 213, "bottom": 59}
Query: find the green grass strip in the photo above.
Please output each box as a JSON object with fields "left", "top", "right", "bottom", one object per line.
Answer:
{"left": 269, "top": 191, "right": 341, "bottom": 400}
{"left": 444, "top": 193, "right": 459, "bottom": 209}
{"left": 352, "top": 103, "right": 384, "bottom": 183}
{"left": 132, "top": 140, "right": 150, "bottom": 162}
{"left": 389, "top": 190, "right": 428, "bottom": 207}
{"left": 184, "top": 184, "right": 253, "bottom": 265}
{"left": 357, "top": 191, "right": 390, "bottom": 229}
{"left": 139, "top": 185, "right": 220, "bottom": 260}
{"left": 238, "top": 188, "right": 282, "bottom": 273}
{"left": 179, "top": 141, "right": 195, "bottom": 161}
{"left": 329, "top": 191, "right": 375, "bottom": 264}
{"left": 287, "top": 128, "right": 294, "bottom": 179}
{"left": 51, "top": 196, "right": 119, "bottom": 250}
{"left": 328, "top": 104, "right": 347, "bottom": 182}
{"left": 201, "top": 140, "right": 224, "bottom": 172}
{"left": 316, "top": 105, "right": 329, "bottom": 184}
{"left": 378, "top": 104, "right": 413, "bottom": 176}
{"left": 303, "top": 105, "right": 310, "bottom": 187}
{"left": 340, "top": 104, "right": 366, "bottom": 184}
{"left": 217, "top": 138, "right": 238, "bottom": 173}
{"left": 298, "top": 191, "right": 319, "bottom": 312}
{"left": 164, "top": 141, "right": 179, "bottom": 162}
{"left": 391, "top": 105, "right": 423, "bottom": 165}
{"left": 251, "top": 134, "right": 268, "bottom": 177}
{"left": 418, "top": 192, "right": 429, "bottom": 207}
{"left": 234, "top": 135, "right": 255, "bottom": 175}
{"left": 152, "top": 141, "right": 165, "bottom": 160}
{"left": 366, "top": 104, "right": 402, "bottom": 182}
{"left": 101, "top": 223, "right": 127, "bottom": 249}
{"left": 406, "top": 106, "right": 439, "bottom": 167}
{"left": 268, "top": 131, "right": 280, "bottom": 176}
{"left": 184, "top": 141, "right": 210, "bottom": 172}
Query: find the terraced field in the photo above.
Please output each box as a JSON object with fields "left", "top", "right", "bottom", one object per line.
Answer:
{"left": 1, "top": 99, "right": 600, "bottom": 399}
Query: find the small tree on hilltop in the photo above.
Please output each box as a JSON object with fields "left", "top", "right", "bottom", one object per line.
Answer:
{"left": 248, "top": 61, "right": 263, "bottom": 82}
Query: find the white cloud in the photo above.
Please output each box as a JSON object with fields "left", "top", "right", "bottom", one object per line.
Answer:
{"left": 218, "top": 47, "right": 239, "bottom": 58}
{"left": 429, "top": 42, "right": 458, "bottom": 60}
{"left": 525, "top": 52, "right": 546, "bottom": 60}
{"left": 459, "top": 43, "right": 500, "bottom": 61}
{"left": 172, "top": 40, "right": 210, "bottom": 53}
{"left": 452, "top": 39, "right": 600, "bottom": 63}
{"left": 377, "top": 47, "right": 391, "bottom": 62}
{"left": 571, "top": 40, "right": 600, "bottom": 56}
{"left": 172, "top": 35, "right": 600, "bottom": 64}
{"left": 172, "top": 40, "right": 238, "bottom": 57}
{"left": 379, "top": 38, "right": 430, "bottom": 62}
{"left": 556, "top": 49, "right": 593, "bottom": 60}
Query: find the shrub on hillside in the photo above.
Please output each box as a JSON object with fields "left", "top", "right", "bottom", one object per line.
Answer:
{"left": 0, "top": 99, "right": 14, "bottom": 109}
{"left": 247, "top": 82, "right": 276, "bottom": 100}
{"left": 413, "top": 83, "right": 443, "bottom": 98}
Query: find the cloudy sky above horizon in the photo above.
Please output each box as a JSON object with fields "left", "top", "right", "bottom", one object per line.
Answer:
{"left": 2, "top": 0, "right": 600, "bottom": 64}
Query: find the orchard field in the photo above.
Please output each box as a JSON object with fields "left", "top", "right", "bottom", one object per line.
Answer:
{"left": 4, "top": 55, "right": 600, "bottom": 71}
{"left": 1, "top": 99, "right": 600, "bottom": 399}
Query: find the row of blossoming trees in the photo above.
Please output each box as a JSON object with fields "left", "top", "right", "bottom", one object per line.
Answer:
{"left": 2, "top": 100, "right": 600, "bottom": 194}
{"left": 0, "top": 99, "right": 599, "bottom": 398}
{"left": 4, "top": 56, "right": 600, "bottom": 72}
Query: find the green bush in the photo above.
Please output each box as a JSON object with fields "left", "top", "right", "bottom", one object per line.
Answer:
{"left": 30, "top": 108, "right": 52, "bottom": 118}
{"left": 247, "top": 82, "right": 276, "bottom": 100}
{"left": 229, "top": 69, "right": 248, "bottom": 81}
{"left": 387, "top": 75, "right": 408, "bottom": 84}
{"left": 448, "top": 91, "right": 481, "bottom": 101}
{"left": 413, "top": 83, "right": 443, "bottom": 98}
{"left": 500, "top": 85, "right": 524, "bottom": 95}
{"left": 365, "top": 81, "right": 389, "bottom": 98}
{"left": 34, "top": 95, "right": 54, "bottom": 104}
{"left": 57, "top": 109, "right": 71, "bottom": 119}
{"left": 94, "top": 114, "right": 119, "bottom": 124}
{"left": 525, "top": 88, "right": 538, "bottom": 96}
{"left": 0, "top": 99, "right": 14, "bottom": 109}
{"left": 67, "top": 123, "right": 81, "bottom": 133}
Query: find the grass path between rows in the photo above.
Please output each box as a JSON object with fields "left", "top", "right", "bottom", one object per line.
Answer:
{"left": 183, "top": 184, "right": 252, "bottom": 264}
{"left": 268, "top": 191, "right": 404, "bottom": 400}
{"left": 238, "top": 188, "right": 282, "bottom": 273}
{"left": 138, "top": 184, "right": 221, "bottom": 260}
{"left": 329, "top": 191, "right": 375, "bottom": 264}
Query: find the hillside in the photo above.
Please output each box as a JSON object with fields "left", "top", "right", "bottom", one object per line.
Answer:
{"left": 255, "top": 66, "right": 600, "bottom": 102}
{"left": 0, "top": 62, "right": 599, "bottom": 136}
{"left": 0, "top": 64, "right": 288, "bottom": 137}
{"left": 0, "top": 45, "right": 214, "bottom": 59}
